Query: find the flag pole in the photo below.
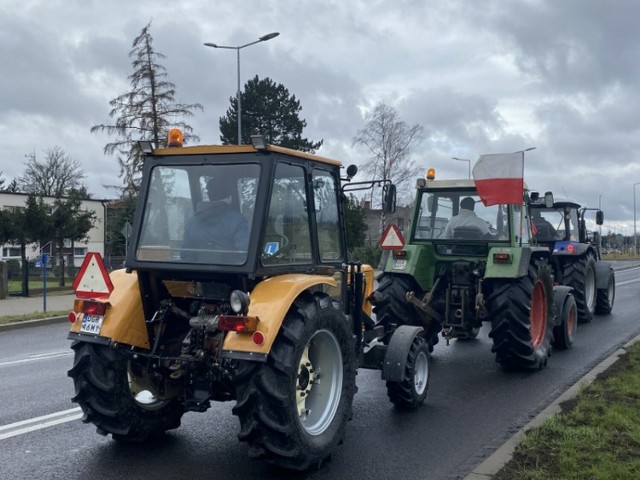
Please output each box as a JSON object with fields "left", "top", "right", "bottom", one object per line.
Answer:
{"left": 515, "top": 147, "right": 536, "bottom": 246}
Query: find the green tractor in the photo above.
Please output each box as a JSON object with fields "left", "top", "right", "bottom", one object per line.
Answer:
{"left": 370, "top": 170, "right": 578, "bottom": 370}
{"left": 529, "top": 194, "right": 615, "bottom": 322}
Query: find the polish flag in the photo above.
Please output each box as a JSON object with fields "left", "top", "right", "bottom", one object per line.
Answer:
{"left": 472, "top": 152, "right": 524, "bottom": 206}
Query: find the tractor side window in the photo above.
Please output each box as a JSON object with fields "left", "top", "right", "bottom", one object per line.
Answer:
{"left": 312, "top": 169, "right": 343, "bottom": 262}
{"left": 262, "top": 163, "right": 312, "bottom": 265}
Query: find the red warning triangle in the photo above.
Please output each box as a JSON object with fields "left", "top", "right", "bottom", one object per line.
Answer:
{"left": 72, "top": 252, "right": 114, "bottom": 299}
{"left": 379, "top": 224, "right": 405, "bottom": 250}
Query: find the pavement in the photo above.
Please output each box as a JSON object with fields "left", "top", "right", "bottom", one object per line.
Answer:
{"left": 1, "top": 260, "right": 639, "bottom": 477}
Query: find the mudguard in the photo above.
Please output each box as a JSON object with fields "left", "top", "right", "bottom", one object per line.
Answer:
{"left": 381, "top": 325, "right": 424, "bottom": 382}
{"left": 594, "top": 261, "right": 614, "bottom": 290}
{"left": 551, "top": 285, "right": 573, "bottom": 328}
{"left": 69, "top": 269, "right": 150, "bottom": 349}
{"left": 222, "top": 274, "right": 336, "bottom": 357}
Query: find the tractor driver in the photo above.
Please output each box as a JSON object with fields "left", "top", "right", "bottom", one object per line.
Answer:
{"left": 181, "top": 176, "right": 249, "bottom": 262}
{"left": 443, "top": 197, "right": 491, "bottom": 239}
{"left": 531, "top": 210, "right": 558, "bottom": 240}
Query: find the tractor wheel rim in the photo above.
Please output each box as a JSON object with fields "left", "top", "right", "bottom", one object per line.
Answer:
{"left": 530, "top": 281, "right": 547, "bottom": 347}
{"left": 567, "top": 302, "right": 576, "bottom": 341}
{"left": 585, "top": 268, "right": 596, "bottom": 310}
{"left": 297, "top": 329, "right": 343, "bottom": 436}
{"left": 413, "top": 350, "right": 429, "bottom": 395}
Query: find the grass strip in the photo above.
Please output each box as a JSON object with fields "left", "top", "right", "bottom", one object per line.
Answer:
{"left": 494, "top": 342, "right": 640, "bottom": 480}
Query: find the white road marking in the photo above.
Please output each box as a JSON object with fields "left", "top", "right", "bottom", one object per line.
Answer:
{"left": 0, "top": 351, "right": 72, "bottom": 367}
{"left": 617, "top": 278, "right": 640, "bottom": 287}
{"left": 0, "top": 407, "right": 83, "bottom": 441}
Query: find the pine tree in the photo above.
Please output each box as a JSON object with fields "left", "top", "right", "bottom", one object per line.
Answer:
{"left": 92, "top": 22, "right": 203, "bottom": 193}
{"left": 219, "top": 75, "right": 322, "bottom": 152}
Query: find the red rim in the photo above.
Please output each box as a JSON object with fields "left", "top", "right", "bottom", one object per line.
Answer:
{"left": 530, "top": 280, "right": 547, "bottom": 347}
{"left": 567, "top": 302, "right": 576, "bottom": 340}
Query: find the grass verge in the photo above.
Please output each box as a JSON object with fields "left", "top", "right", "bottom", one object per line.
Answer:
{"left": 494, "top": 342, "right": 640, "bottom": 480}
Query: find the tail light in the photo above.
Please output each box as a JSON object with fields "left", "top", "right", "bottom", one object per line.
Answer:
{"left": 217, "top": 315, "right": 259, "bottom": 333}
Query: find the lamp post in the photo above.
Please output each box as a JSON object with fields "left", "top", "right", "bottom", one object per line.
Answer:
{"left": 451, "top": 157, "right": 471, "bottom": 178}
{"left": 204, "top": 32, "right": 279, "bottom": 145}
{"left": 634, "top": 182, "right": 640, "bottom": 255}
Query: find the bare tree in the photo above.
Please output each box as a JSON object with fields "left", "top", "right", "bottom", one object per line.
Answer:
{"left": 18, "top": 147, "right": 86, "bottom": 197}
{"left": 91, "top": 22, "right": 203, "bottom": 194}
{"left": 353, "top": 102, "right": 423, "bottom": 229}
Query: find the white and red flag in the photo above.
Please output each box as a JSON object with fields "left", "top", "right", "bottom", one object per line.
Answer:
{"left": 472, "top": 152, "right": 524, "bottom": 206}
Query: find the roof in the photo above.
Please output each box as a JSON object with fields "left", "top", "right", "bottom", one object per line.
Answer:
{"left": 151, "top": 143, "right": 342, "bottom": 167}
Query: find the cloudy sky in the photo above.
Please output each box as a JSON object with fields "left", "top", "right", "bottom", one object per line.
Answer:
{"left": 2, "top": 0, "right": 639, "bottom": 233}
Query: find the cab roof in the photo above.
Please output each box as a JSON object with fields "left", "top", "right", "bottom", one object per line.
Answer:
{"left": 151, "top": 143, "right": 342, "bottom": 167}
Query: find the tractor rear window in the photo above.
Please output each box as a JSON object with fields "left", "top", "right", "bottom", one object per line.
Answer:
{"left": 136, "top": 163, "right": 260, "bottom": 266}
{"left": 413, "top": 191, "right": 510, "bottom": 242}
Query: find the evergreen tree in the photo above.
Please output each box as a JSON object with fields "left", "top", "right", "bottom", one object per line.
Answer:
{"left": 219, "top": 75, "right": 322, "bottom": 152}
{"left": 92, "top": 22, "right": 203, "bottom": 194}
{"left": 343, "top": 194, "right": 367, "bottom": 249}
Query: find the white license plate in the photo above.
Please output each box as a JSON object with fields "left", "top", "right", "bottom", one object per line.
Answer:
{"left": 80, "top": 314, "right": 104, "bottom": 335}
{"left": 393, "top": 259, "right": 407, "bottom": 270}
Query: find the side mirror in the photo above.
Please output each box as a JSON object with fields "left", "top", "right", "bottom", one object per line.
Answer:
{"left": 596, "top": 210, "right": 604, "bottom": 225}
{"left": 544, "top": 191, "right": 554, "bottom": 208}
{"left": 383, "top": 184, "right": 396, "bottom": 214}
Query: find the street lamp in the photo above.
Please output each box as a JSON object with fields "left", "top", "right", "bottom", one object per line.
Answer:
{"left": 452, "top": 157, "right": 471, "bottom": 178}
{"left": 204, "top": 32, "right": 280, "bottom": 145}
{"left": 634, "top": 182, "right": 640, "bottom": 255}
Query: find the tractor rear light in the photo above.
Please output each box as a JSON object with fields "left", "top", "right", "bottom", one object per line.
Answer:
{"left": 218, "top": 315, "right": 259, "bottom": 333}
{"left": 68, "top": 312, "right": 77, "bottom": 323}
{"left": 82, "top": 301, "right": 107, "bottom": 316}
{"left": 493, "top": 252, "right": 512, "bottom": 264}
{"left": 566, "top": 244, "right": 576, "bottom": 254}
{"left": 252, "top": 331, "right": 265, "bottom": 345}
{"left": 393, "top": 250, "right": 407, "bottom": 259}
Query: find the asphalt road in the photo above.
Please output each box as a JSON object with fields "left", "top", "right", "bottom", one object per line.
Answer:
{"left": 0, "top": 264, "right": 638, "bottom": 480}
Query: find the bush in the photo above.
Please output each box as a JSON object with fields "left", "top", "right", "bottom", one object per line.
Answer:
{"left": 349, "top": 245, "right": 383, "bottom": 267}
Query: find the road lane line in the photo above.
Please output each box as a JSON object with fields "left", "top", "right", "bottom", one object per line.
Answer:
{"left": 617, "top": 278, "right": 640, "bottom": 287}
{"left": 0, "top": 351, "right": 73, "bottom": 367}
{"left": 0, "top": 408, "right": 82, "bottom": 440}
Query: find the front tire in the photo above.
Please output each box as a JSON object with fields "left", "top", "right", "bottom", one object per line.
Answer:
{"left": 563, "top": 254, "right": 596, "bottom": 323}
{"left": 232, "top": 292, "right": 357, "bottom": 471}
{"left": 552, "top": 294, "right": 577, "bottom": 350}
{"left": 67, "top": 342, "right": 185, "bottom": 441}
{"left": 386, "top": 336, "right": 430, "bottom": 410}
{"left": 595, "top": 269, "right": 615, "bottom": 315}
{"left": 487, "top": 260, "right": 554, "bottom": 370}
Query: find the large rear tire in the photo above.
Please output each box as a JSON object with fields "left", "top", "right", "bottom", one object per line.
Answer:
{"left": 373, "top": 274, "right": 440, "bottom": 351}
{"left": 487, "top": 260, "right": 554, "bottom": 370}
{"left": 386, "top": 336, "right": 430, "bottom": 410}
{"left": 595, "top": 269, "right": 615, "bottom": 315}
{"left": 67, "top": 341, "right": 185, "bottom": 441}
{"left": 563, "top": 254, "right": 596, "bottom": 323}
{"left": 232, "top": 292, "right": 357, "bottom": 471}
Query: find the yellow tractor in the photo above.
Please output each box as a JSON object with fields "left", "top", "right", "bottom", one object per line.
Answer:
{"left": 68, "top": 131, "right": 427, "bottom": 471}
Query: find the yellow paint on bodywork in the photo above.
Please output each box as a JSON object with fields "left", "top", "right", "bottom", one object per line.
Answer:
{"left": 222, "top": 274, "right": 336, "bottom": 355}
{"left": 69, "top": 269, "right": 149, "bottom": 349}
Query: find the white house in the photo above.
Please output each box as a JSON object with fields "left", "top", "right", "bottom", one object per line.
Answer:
{"left": 0, "top": 192, "right": 107, "bottom": 267}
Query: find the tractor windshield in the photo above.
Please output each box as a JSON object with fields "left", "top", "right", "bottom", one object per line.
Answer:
{"left": 413, "top": 190, "right": 510, "bottom": 242}
{"left": 136, "top": 163, "right": 260, "bottom": 266}
{"left": 531, "top": 206, "right": 579, "bottom": 242}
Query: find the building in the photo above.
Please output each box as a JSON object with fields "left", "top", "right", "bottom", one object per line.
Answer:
{"left": 361, "top": 200, "right": 413, "bottom": 246}
{"left": 0, "top": 192, "right": 107, "bottom": 267}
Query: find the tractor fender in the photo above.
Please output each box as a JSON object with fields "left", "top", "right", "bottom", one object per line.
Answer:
{"left": 594, "top": 261, "right": 614, "bottom": 289}
{"left": 222, "top": 274, "right": 337, "bottom": 358}
{"left": 69, "top": 269, "right": 150, "bottom": 349}
{"left": 551, "top": 285, "right": 573, "bottom": 328}
{"left": 485, "top": 246, "right": 548, "bottom": 279}
{"left": 381, "top": 325, "right": 424, "bottom": 382}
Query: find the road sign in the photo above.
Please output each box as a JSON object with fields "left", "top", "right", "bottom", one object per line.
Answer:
{"left": 72, "top": 252, "right": 114, "bottom": 299}
{"left": 379, "top": 224, "right": 405, "bottom": 250}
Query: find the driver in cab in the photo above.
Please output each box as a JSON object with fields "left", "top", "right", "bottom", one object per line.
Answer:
{"left": 443, "top": 197, "right": 490, "bottom": 239}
